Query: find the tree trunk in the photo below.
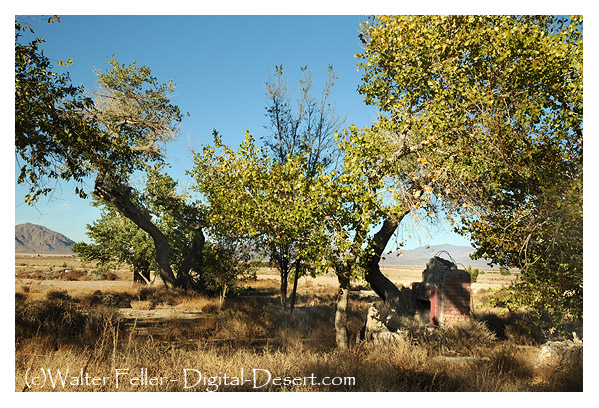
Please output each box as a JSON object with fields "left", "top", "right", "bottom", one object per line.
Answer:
{"left": 176, "top": 225, "right": 206, "bottom": 288}
{"left": 133, "top": 266, "right": 143, "bottom": 283}
{"left": 363, "top": 214, "right": 408, "bottom": 311}
{"left": 289, "top": 260, "right": 301, "bottom": 316}
{"left": 273, "top": 249, "right": 290, "bottom": 308}
{"left": 280, "top": 271, "right": 288, "bottom": 308}
{"left": 334, "top": 269, "right": 351, "bottom": 349}
{"left": 94, "top": 177, "right": 178, "bottom": 288}
{"left": 133, "top": 263, "right": 151, "bottom": 284}
{"left": 219, "top": 283, "right": 227, "bottom": 309}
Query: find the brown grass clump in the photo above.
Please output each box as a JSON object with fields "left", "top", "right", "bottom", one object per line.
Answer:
{"left": 129, "top": 300, "right": 153, "bottom": 310}
{"left": 60, "top": 269, "right": 84, "bottom": 281}
{"left": 77, "top": 290, "right": 135, "bottom": 308}
{"left": 175, "top": 294, "right": 221, "bottom": 312}
{"left": 45, "top": 290, "right": 71, "bottom": 301}
{"left": 104, "top": 271, "right": 117, "bottom": 280}
{"left": 432, "top": 319, "right": 497, "bottom": 356}
{"left": 137, "top": 286, "right": 180, "bottom": 307}
{"left": 15, "top": 296, "right": 120, "bottom": 351}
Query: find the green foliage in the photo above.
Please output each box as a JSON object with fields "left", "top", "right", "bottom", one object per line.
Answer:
{"left": 192, "top": 131, "right": 330, "bottom": 304}
{"left": 356, "top": 15, "right": 582, "bottom": 335}
{"left": 466, "top": 266, "right": 480, "bottom": 283}
{"left": 15, "top": 18, "right": 103, "bottom": 203}
{"left": 193, "top": 239, "right": 257, "bottom": 303}
{"left": 16, "top": 20, "right": 186, "bottom": 203}
{"left": 499, "top": 266, "right": 511, "bottom": 276}
{"left": 72, "top": 198, "right": 159, "bottom": 282}
{"left": 73, "top": 165, "right": 202, "bottom": 283}
{"left": 75, "top": 161, "right": 253, "bottom": 296}
{"left": 88, "top": 56, "right": 187, "bottom": 185}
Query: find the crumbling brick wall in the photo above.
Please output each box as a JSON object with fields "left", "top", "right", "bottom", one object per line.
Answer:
{"left": 412, "top": 257, "right": 471, "bottom": 327}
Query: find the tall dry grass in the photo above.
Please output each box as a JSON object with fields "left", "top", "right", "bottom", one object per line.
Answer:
{"left": 14, "top": 282, "right": 582, "bottom": 392}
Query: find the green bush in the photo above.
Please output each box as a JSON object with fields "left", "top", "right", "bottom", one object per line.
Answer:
{"left": 467, "top": 266, "right": 480, "bottom": 283}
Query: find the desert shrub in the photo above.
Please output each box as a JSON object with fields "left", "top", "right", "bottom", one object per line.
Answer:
{"left": 137, "top": 286, "right": 179, "bottom": 307}
{"left": 130, "top": 300, "right": 153, "bottom": 310}
{"left": 419, "top": 319, "right": 497, "bottom": 356}
{"left": 15, "top": 297, "right": 121, "bottom": 351}
{"left": 187, "top": 240, "right": 257, "bottom": 303}
{"left": 216, "top": 297, "right": 283, "bottom": 342}
{"left": 477, "top": 311, "right": 509, "bottom": 340}
{"left": 79, "top": 290, "right": 135, "bottom": 308}
{"left": 16, "top": 299, "right": 84, "bottom": 343}
{"left": 202, "top": 304, "right": 219, "bottom": 314}
{"left": 276, "top": 305, "right": 336, "bottom": 351}
{"left": 62, "top": 269, "right": 84, "bottom": 280}
{"left": 487, "top": 343, "right": 530, "bottom": 376}
{"left": 466, "top": 266, "right": 480, "bottom": 283}
{"left": 46, "top": 290, "right": 71, "bottom": 301}
{"left": 477, "top": 309, "right": 546, "bottom": 345}
{"left": 534, "top": 355, "right": 583, "bottom": 392}
{"left": 499, "top": 266, "right": 511, "bottom": 276}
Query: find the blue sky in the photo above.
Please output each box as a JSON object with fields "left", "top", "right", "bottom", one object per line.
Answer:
{"left": 13, "top": 14, "right": 481, "bottom": 248}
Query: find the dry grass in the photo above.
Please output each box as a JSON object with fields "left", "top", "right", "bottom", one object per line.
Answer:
{"left": 14, "top": 259, "right": 581, "bottom": 392}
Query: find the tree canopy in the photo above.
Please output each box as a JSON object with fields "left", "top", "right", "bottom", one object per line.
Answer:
{"left": 15, "top": 17, "right": 104, "bottom": 203}
{"left": 192, "top": 132, "right": 328, "bottom": 309}
{"left": 16, "top": 15, "right": 583, "bottom": 338}
{"left": 355, "top": 15, "right": 582, "bottom": 332}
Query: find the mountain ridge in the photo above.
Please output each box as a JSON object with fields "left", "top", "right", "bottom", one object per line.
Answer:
{"left": 15, "top": 223, "right": 75, "bottom": 254}
{"left": 15, "top": 222, "right": 493, "bottom": 267}
{"left": 381, "top": 243, "right": 493, "bottom": 268}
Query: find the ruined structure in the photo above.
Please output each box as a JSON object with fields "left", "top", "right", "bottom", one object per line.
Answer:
{"left": 411, "top": 256, "right": 472, "bottom": 327}
{"left": 359, "top": 256, "right": 473, "bottom": 344}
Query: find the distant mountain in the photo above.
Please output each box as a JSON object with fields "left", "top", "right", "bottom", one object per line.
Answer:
{"left": 381, "top": 243, "right": 494, "bottom": 269}
{"left": 15, "top": 223, "right": 75, "bottom": 254}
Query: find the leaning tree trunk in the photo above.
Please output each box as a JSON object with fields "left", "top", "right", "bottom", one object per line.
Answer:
{"left": 334, "top": 268, "right": 351, "bottom": 349}
{"left": 133, "top": 263, "right": 151, "bottom": 284}
{"left": 363, "top": 214, "right": 408, "bottom": 312}
{"left": 94, "top": 176, "right": 178, "bottom": 288}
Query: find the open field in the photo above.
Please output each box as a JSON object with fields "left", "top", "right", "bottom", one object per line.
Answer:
{"left": 15, "top": 255, "right": 579, "bottom": 392}
{"left": 15, "top": 255, "right": 518, "bottom": 310}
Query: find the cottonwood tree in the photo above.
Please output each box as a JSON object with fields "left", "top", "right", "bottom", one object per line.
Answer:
{"left": 15, "top": 21, "right": 203, "bottom": 289}
{"left": 78, "top": 59, "right": 207, "bottom": 289}
{"left": 260, "top": 65, "right": 346, "bottom": 312}
{"left": 192, "top": 66, "right": 345, "bottom": 312}
{"left": 73, "top": 165, "right": 205, "bottom": 285}
{"left": 72, "top": 199, "right": 157, "bottom": 283}
{"left": 263, "top": 65, "right": 344, "bottom": 175}
{"left": 74, "top": 194, "right": 254, "bottom": 301}
{"left": 15, "top": 17, "right": 103, "bottom": 203}
{"left": 349, "top": 15, "right": 582, "bottom": 335}
{"left": 192, "top": 132, "right": 326, "bottom": 312}
{"left": 316, "top": 124, "right": 439, "bottom": 348}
